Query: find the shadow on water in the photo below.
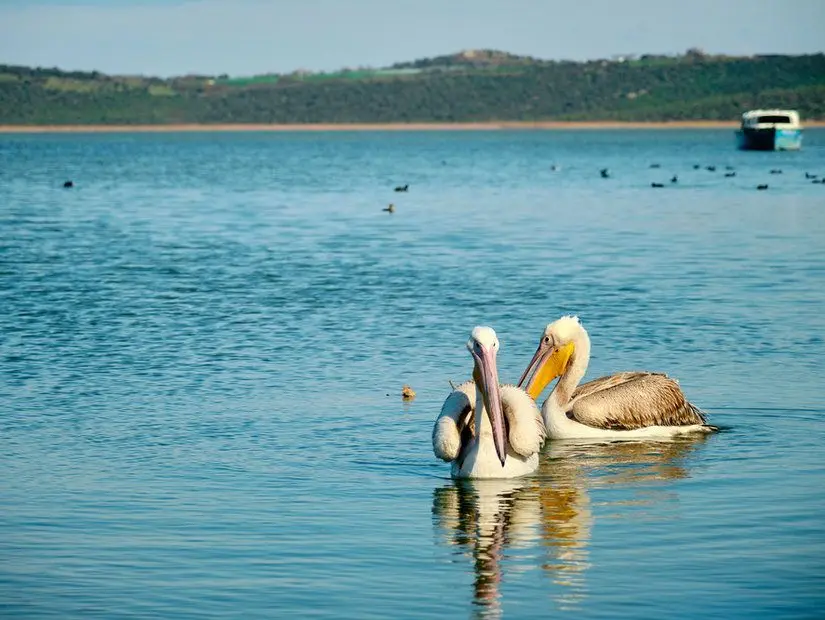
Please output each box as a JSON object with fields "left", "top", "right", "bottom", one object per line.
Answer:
{"left": 431, "top": 435, "right": 711, "bottom": 618}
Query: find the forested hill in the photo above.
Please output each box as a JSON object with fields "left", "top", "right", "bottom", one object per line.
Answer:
{"left": 1, "top": 49, "right": 824, "bottom": 124}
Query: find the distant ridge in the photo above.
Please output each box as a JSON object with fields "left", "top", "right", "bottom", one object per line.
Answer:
{"left": 389, "top": 49, "right": 541, "bottom": 70}
{"left": 1, "top": 50, "right": 823, "bottom": 124}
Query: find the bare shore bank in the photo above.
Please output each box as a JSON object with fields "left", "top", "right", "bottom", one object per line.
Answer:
{"left": 4, "top": 120, "right": 824, "bottom": 133}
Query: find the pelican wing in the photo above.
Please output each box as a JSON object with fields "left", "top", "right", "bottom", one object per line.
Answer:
{"left": 433, "top": 381, "right": 475, "bottom": 461}
{"left": 500, "top": 385, "right": 546, "bottom": 457}
{"left": 568, "top": 372, "right": 707, "bottom": 430}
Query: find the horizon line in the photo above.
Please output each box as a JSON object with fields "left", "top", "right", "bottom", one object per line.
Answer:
{"left": 3, "top": 48, "right": 824, "bottom": 80}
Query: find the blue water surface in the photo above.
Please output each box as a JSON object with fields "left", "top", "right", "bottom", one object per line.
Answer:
{"left": 1, "top": 129, "right": 824, "bottom": 619}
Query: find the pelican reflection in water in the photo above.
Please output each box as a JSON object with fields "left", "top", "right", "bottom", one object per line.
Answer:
{"left": 432, "top": 478, "right": 541, "bottom": 619}
{"left": 431, "top": 436, "right": 710, "bottom": 616}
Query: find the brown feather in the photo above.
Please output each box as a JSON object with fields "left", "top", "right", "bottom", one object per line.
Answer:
{"left": 455, "top": 393, "right": 475, "bottom": 469}
{"left": 568, "top": 371, "right": 707, "bottom": 430}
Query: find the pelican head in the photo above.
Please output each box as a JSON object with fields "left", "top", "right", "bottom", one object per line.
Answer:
{"left": 517, "top": 316, "right": 582, "bottom": 399}
{"left": 467, "top": 326, "right": 508, "bottom": 467}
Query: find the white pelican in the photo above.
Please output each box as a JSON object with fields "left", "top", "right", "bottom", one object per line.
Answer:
{"left": 517, "top": 316, "right": 717, "bottom": 439}
{"left": 433, "top": 326, "right": 546, "bottom": 479}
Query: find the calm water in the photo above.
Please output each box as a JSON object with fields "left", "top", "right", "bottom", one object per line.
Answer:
{"left": 2, "top": 129, "right": 824, "bottom": 619}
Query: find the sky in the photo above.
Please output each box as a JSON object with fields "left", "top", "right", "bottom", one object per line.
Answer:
{"left": 1, "top": 0, "right": 823, "bottom": 77}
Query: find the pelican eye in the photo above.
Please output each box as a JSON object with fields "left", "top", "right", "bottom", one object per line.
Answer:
{"left": 543, "top": 336, "right": 550, "bottom": 344}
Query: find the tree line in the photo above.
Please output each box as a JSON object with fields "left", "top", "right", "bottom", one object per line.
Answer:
{"left": 1, "top": 53, "right": 823, "bottom": 124}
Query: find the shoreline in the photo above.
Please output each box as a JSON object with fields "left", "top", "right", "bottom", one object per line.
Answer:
{"left": 3, "top": 120, "right": 823, "bottom": 133}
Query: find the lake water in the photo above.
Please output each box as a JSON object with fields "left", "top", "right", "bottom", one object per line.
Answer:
{"left": 1, "top": 129, "right": 824, "bottom": 619}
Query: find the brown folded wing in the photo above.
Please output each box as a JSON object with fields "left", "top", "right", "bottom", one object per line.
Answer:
{"left": 569, "top": 371, "right": 707, "bottom": 430}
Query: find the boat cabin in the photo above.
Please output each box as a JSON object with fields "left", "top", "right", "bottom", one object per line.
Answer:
{"left": 740, "top": 109, "right": 800, "bottom": 130}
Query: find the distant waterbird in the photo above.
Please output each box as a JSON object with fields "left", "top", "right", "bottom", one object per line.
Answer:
{"left": 650, "top": 163, "right": 661, "bottom": 169}
{"left": 63, "top": 180, "right": 74, "bottom": 188}
{"left": 394, "top": 184, "right": 409, "bottom": 192}
{"left": 706, "top": 166, "right": 716, "bottom": 172}
{"left": 757, "top": 184, "right": 769, "bottom": 190}
{"left": 383, "top": 203, "right": 395, "bottom": 213}
{"left": 770, "top": 169, "right": 783, "bottom": 175}
{"left": 600, "top": 168, "right": 610, "bottom": 179}
{"left": 805, "top": 172, "right": 817, "bottom": 179}
{"left": 725, "top": 172, "right": 736, "bottom": 178}
{"left": 670, "top": 175, "right": 678, "bottom": 184}
{"left": 517, "top": 316, "right": 716, "bottom": 439}
{"left": 433, "top": 326, "right": 545, "bottom": 479}
{"left": 651, "top": 182, "right": 665, "bottom": 188}
{"left": 693, "top": 164, "right": 701, "bottom": 170}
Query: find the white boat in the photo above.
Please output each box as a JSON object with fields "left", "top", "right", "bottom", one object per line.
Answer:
{"left": 736, "top": 109, "right": 802, "bottom": 151}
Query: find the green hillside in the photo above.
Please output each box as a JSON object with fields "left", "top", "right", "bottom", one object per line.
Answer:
{"left": 1, "top": 49, "right": 824, "bottom": 124}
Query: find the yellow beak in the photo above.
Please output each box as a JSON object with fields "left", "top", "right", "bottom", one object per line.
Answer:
{"left": 525, "top": 342, "right": 575, "bottom": 400}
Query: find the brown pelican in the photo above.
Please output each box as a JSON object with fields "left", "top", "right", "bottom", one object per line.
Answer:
{"left": 517, "top": 316, "right": 716, "bottom": 439}
{"left": 433, "top": 326, "right": 545, "bottom": 479}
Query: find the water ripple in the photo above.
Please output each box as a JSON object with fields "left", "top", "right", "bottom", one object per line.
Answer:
{"left": 2, "top": 129, "right": 824, "bottom": 618}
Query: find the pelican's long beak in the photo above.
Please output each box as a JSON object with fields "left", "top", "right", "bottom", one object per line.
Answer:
{"left": 472, "top": 345, "right": 507, "bottom": 467}
{"left": 518, "top": 341, "right": 575, "bottom": 400}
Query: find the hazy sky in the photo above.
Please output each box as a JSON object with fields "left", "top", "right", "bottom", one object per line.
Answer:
{"left": 1, "top": 0, "right": 823, "bottom": 77}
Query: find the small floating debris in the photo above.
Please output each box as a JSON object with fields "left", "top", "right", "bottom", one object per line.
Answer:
{"left": 757, "top": 184, "right": 769, "bottom": 190}
{"left": 383, "top": 203, "right": 395, "bottom": 213}
{"left": 770, "top": 169, "right": 783, "bottom": 175}
{"left": 401, "top": 384, "right": 416, "bottom": 401}
{"left": 651, "top": 182, "right": 665, "bottom": 188}
{"left": 63, "top": 180, "right": 74, "bottom": 188}
{"left": 670, "top": 175, "right": 678, "bottom": 184}
{"left": 600, "top": 168, "right": 610, "bottom": 178}
{"left": 725, "top": 172, "right": 736, "bottom": 177}
{"left": 394, "top": 184, "right": 409, "bottom": 192}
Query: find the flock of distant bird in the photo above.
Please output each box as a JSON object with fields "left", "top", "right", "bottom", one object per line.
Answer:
{"left": 61, "top": 162, "right": 822, "bottom": 210}
{"left": 595, "top": 163, "right": 824, "bottom": 190}
{"left": 380, "top": 163, "right": 822, "bottom": 212}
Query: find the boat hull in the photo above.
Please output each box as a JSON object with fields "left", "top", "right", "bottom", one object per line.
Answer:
{"left": 737, "top": 127, "right": 802, "bottom": 151}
